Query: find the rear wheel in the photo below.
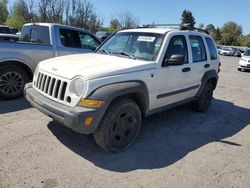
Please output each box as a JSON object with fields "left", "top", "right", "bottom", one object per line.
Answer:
{"left": 192, "top": 82, "right": 214, "bottom": 112}
{"left": 94, "top": 99, "right": 141, "bottom": 152}
{"left": 0, "top": 66, "right": 28, "bottom": 99}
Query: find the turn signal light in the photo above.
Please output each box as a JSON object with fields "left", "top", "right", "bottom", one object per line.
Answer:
{"left": 78, "top": 99, "right": 104, "bottom": 108}
{"left": 85, "top": 117, "right": 93, "bottom": 126}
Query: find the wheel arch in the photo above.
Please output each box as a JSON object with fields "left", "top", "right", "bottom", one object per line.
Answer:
{"left": 196, "top": 70, "right": 218, "bottom": 98}
{"left": 0, "top": 61, "right": 33, "bottom": 81}
{"left": 87, "top": 81, "right": 149, "bottom": 117}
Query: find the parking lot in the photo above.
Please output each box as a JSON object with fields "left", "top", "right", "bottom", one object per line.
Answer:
{"left": 0, "top": 56, "right": 250, "bottom": 188}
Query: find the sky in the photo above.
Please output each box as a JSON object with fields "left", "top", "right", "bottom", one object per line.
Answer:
{"left": 90, "top": 0, "right": 250, "bottom": 34}
{"left": 7, "top": 0, "right": 250, "bottom": 34}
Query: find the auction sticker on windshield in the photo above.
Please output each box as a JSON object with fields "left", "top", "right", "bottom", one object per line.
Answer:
{"left": 137, "top": 36, "right": 156, "bottom": 42}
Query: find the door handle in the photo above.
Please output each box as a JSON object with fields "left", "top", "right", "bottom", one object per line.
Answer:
{"left": 204, "top": 64, "right": 210, "bottom": 68}
{"left": 182, "top": 67, "right": 191, "bottom": 72}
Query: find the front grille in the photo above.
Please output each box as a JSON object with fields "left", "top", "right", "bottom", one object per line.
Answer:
{"left": 35, "top": 72, "right": 68, "bottom": 101}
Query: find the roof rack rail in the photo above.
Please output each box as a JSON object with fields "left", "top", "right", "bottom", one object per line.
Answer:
{"left": 138, "top": 24, "right": 180, "bottom": 29}
{"left": 180, "top": 23, "right": 209, "bottom": 34}
{"left": 138, "top": 23, "right": 210, "bottom": 34}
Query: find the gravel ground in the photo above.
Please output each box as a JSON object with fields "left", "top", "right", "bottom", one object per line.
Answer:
{"left": 0, "top": 56, "right": 250, "bottom": 188}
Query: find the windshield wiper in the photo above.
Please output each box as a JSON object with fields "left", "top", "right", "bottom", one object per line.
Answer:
{"left": 113, "top": 52, "right": 136, "bottom": 59}
{"left": 99, "top": 49, "right": 110, "bottom": 55}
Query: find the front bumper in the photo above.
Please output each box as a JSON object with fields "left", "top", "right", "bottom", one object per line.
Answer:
{"left": 238, "top": 64, "right": 250, "bottom": 70}
{"left": 24, "top": 83, "right": 104, "bottom": 134}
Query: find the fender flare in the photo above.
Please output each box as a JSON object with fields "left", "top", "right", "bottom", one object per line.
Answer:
{"left": 87, "top": 81, "right": 149, "bottom": 115}
{"left": 196, "top": 70, "right": 219, "bottom": 98}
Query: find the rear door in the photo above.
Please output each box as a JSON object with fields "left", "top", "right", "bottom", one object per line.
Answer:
{"left": 188, "top": 35, "right": 209, "bottom": 88}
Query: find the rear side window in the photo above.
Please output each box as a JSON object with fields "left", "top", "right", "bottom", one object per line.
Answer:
{"left": 164, "top": 35, "right": 188, "bottom": 64}
{"left": 205, "top": 37, "right": 218, "bottom": 60}
{"left": 20, "top": 26, "right": 50, "bottom": 45}
{"left": 59, "top": 28, "right": 81, "bottom": 48}
{"left": 189, "top": 35, "right": 207, "bottom": 62}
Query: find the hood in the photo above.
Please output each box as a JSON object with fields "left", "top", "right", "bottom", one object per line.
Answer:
{"left": 39, "top": 53, "right": 156, "bottom": 80}
{"left": 242, "top": 55, "right": 250, "bottom": 60}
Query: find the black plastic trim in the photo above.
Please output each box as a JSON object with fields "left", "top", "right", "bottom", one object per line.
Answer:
{"left": 157, "top": 84, "right": 200, "bottom": 99}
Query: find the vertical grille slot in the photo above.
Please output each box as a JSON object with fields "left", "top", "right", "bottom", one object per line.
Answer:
{"left": 60, "top": 82, "right": 67, "bottom": 100}
{"left": 38, "top": 73, "right": 43, "bottom": 89}
{"left": 34, "top": 72, "right": 68, "bottom": 102}
{"left": 54, "top": 80, "right": 61, "bottom": 99}
{"left": 41, "top": 75, "right": 47, "bottom": 91}
{"left": 44, "top": 76, "right": 51, "bottom": 93}
{"left": 49, "top": 78, "right": 55, "bottom": 96}
{"left": 36, "top": 73, "right": 41, "bottom": 87}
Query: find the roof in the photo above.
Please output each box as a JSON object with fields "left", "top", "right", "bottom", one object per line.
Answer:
{"left": 119, "top": 28, "right": 175, "bottom": 34}
{"left": 23, "top": 23, "right": 87, "bottom": 31}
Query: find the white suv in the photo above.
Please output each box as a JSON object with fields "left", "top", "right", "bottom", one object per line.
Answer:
{"left": 238, "top": 48, "right": 250, "bottom": 71}
{"left": 25, "top": 25, "right": 220, "bottom": 152}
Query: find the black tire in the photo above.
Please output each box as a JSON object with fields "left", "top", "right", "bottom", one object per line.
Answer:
{"left": 238, "top": 68, "right": 242, "bottom": 71}
{"left": 0, "top": 65, "right": 29, "bottom": 99}
{"left": 192, "top": 82, "right": 214, "bottom": 112}
{"left": 94, "top": 99, "right": 141, "bottom": 153}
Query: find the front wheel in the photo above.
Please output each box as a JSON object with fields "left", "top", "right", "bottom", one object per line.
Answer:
{"left": 0, "top": 66, "right": 29, "bottom": 99}
{"left": 94, "top": 99, "right": 141, "bottom": 153}
{"left": 192, "top": 82, "right": 214, "bottom": 112}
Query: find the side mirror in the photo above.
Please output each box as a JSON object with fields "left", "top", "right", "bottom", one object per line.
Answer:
{"left": 164, "top": 54, "right": 185, "bottom": 66}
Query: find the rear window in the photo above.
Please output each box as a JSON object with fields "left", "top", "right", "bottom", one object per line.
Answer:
{"left": 205, "top": 37, "right": 218, "bottom": 60}
{"left": 20, "top": 26, "right": 50, "bottom": 45}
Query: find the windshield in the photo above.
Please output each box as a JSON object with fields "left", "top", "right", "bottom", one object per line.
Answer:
{"left": 244, "top": 49, "right": 250, "bottom": 56}
{"left": 97, "top": 32, "right": 164, "bottom": 61}
{"left": 222, "top": 47, "right": 230, "bottom": 51}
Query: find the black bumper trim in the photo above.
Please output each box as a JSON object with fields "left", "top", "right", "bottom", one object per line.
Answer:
{"left": 24, "top": 83, "right": 103, "bottom": 134}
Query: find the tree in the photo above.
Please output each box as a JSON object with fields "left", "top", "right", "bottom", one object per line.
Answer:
{"left": 220, "top": 21, "right": 242, "bottom": 45}
{"left": 206, "top": 24, "right": 216, "bottom": 33}
{"left": 0, "top": 0, "right": 8, "bottom": 24}
{"left": 118, "top": 11, "right": 138, "bottom": 29}
{"left": 108, "top": 12, "right": 138, "bottom": 30}
{"left": 181, "top": 10, "right": 196, "bottom": 27}
{"left": 39, "top": 0, "right": 65, "bottom": 23}
{"left": 237, "top": 35, "right": 250, "bottom": 47}
{"left": 214, "top": 27, "right": 222, "bottom": 43}
{"left": 109, "top": 18, "right": 121, "bottom": 31}
{"left": 198, "top": 23, "right": 204, "bottom": 29}
{"left": 65, "top": 0, "right": 103, "bottom": 32}
{"left": 5, "top": 0, "right": 27, "bottom": 30}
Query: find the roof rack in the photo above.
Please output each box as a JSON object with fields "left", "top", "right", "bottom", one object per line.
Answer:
{"left": 180, "top": 23, "right": 209, "bottom": 34}
{"left": 138, "top": 23, "right": 209, "bottom": 34}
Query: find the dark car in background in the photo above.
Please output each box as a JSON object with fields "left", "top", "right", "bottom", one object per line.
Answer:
{"left": 95, "top": 31, "right": 113, "bottom": 42}
{"left": 0, "top": 34, "right": 19, "bottom": 42}
{"left": 0, "top": 25, "right": 10, "bottom": 34}
{"left": 0, "top": 25, "right": 19, "bottom": 35}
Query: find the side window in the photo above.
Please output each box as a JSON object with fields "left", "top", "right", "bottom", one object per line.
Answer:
{"left": 189, "top": 35, "right": 207, "bottom": 62}
{"left": 205, "top": 37, "right": 218, "bottom": 60}
{"left": 59, "top": 28, "right": 81, "bottom": 48}
{"left": 79, "top": 33, "right": 100, "bottom": 51}
{"left": 20, "top": 26, "right": 50, "bottom": 45}
{"left": 164, "top": 35, "right": 188, "bottom": 65}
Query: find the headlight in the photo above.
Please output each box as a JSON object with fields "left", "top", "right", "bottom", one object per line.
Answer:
{"left": 69, "top": 78, "right": 85, "bottom": 96}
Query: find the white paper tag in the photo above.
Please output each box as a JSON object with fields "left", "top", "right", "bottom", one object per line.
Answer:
{"left": 137, "top": 36, "right": 156, "bottom": 42}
